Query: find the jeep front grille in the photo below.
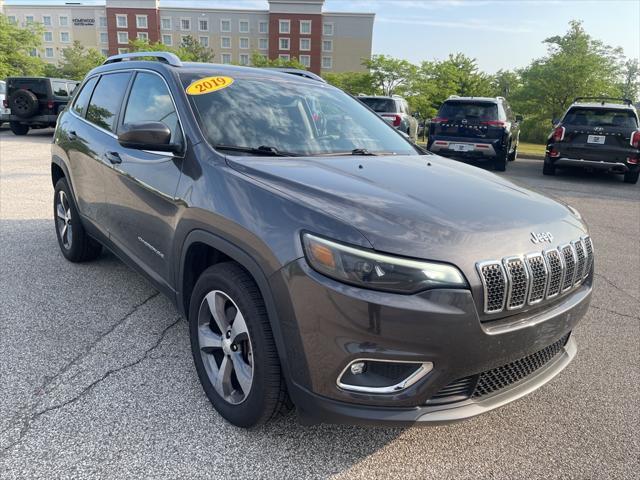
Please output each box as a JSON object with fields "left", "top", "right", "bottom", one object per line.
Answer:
{"left": 477, "top": 236, "right": 593, "bottom": 315}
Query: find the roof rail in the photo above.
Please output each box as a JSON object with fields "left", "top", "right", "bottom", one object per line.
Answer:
{"left": 103, "top": 51, "right": 183, "bottom": 67}
{"left": 496, "top": 96, "right": 506, "bottom": 101}
{"left": 264, "top": 67, "right": 326, "bottom": 83}
{"left": 573, "top": 96, "right": 632, "bottom": 106}
{"left": 448, "top": 95, "right": 460, "bottom": 99}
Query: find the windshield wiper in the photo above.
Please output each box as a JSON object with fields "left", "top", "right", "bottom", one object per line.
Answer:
{"left": 213, "top": 144, "right": 300, "bottom": 157}
{"left": 317, "top": 148, "right": 380, "bottom": 156}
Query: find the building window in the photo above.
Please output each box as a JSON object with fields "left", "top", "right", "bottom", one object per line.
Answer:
{"left": 322, "top": 40, "right": 333, "bottom": 52}
{"left": 161, "top": 17, "right": 171, "bottom": 30}
{"left": 29, "top": 48, "right": 37, "bottom": 57}
{"left": 279, "top": 54, "right": 290, "bottom": 61}
{"left": 239, "top": 54, "right": 249, "bottom": 65}
{"left": 279, "top": 38, "right": 290, "bottom": 50}
{"left": 239, "top": 37, "right": 249, "bottom": 49}
{"left": 259, "top": 21, "right": 268, "bottom": 34}
{"left": 42, "top": 15, "right": 52, "bottom": 26}
{"left": 300, "top": 20, "right": 311, "bottom": 34}
{"left": 101, "top": 49, "right": 109, "bottom": 56}
{"left": 118, "top": 48, "right": 129, "bottom": 54}
{"left": 239, "top": 20, "right": 249, "bottom": 33}
{"left": 299, "top": 55, "right": 311, "bottom": 68}
{"left": 116, "top": 14, "right": 127, "bottom": 28}
{"left": 300, "top": 38, "right": 310, "bottom": 51}
{"left": 199, "top": 36, "right": 209, "bottom": 47}
{"left": 60, "top": 31, "right": 70, "bottom": 43}
{"left": 220, "top": 19, "right": 231, "bottom": 32}
{"left": 99, "top": 32, "right": 108, "bottom": 44}
{"left": 279, "top": 19, "right": 290, "bottom": 34}
{"left": 45, "top": 47, "right": 54, "bottom": 58}
{"left": 59, "top": 15, "right": 69, "bottom": 27}
{"left": 181, "top": 18, "right": 191, "bottom": 30}
{"left": 117, "top": 31, "right": 128, "bottom": 44}
{"left": 322, "top": 56, "right": 332, "bottom": 69}
{"left": 25, "top": 15, "right": 34, "bottom": 24}
{"left": 323, "top": 23, "right": 333, "bottom": 36}
{"left": 136, "top": 15, "right": 148, "bottom": 29}
{"left": 137, "top": 32, "right": 148, "bottom": 41}
{"left": 7, "top": 16, "right": 17, "bottom": 25}
{"left": 221, "top": 53, "right": 232, "bottom": 64}
{"left": 99, "top": 16, "right": 107, "bottom": 28}
{"left": 162, "top": 34, "right": 173, "bottom": 45}
{"left": 43, "top": 31, "right": 53, "bottom": 42}
{"left": 221, "top": 37, "right": 231, "bottom": 49}
{"left": 199, "top": 19, "right": 208, "bottom": 31}
{"left": 258, "top": 38, "right": 268, "bottom": 50}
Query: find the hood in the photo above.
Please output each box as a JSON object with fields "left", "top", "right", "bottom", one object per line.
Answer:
{"left": 227, "top": 154, "right": 587, "bottom": 274}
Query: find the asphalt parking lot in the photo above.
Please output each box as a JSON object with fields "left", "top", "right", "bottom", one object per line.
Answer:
{"left": 0, "top": 128, "right": 638, "bottom": 479}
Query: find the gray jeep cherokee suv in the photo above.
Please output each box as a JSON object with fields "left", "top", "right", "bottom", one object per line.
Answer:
{"left": 51, "top": 53, "right": 593, "bottom": 427}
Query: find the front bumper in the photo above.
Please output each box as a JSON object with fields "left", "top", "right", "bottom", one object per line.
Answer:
{"left": 271, "top": 258, "right": 591, "bottom": 426}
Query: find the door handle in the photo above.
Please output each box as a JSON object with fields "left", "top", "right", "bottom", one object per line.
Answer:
{"left": 68, "top": 130, "right": 77, "bottom": 140}
{"left": 104, "top": 151, "right": 122, "bottom": 165}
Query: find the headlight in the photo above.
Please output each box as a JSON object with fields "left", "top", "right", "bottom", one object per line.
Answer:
{"left": 302, "top": 233, "right": 467, "bottom": 293}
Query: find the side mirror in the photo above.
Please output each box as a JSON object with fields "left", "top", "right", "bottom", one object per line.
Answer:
{"left": 515, "top": 114, "right": 523, "bottom": 123}
{"left": 118, "top": 121, "right": 181, "bottom": 153}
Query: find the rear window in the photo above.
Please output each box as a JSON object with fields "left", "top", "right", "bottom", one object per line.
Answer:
{"left": 563, "top": 108, "right": 638, "bottom": 128}
{"left": 438, "top": 102, "right": 498, "bottom": 122}
{"left": 0, "top": 82, "right": 5, "bottom": 95}
{"left": 358, "top": 97, "right": 397, "bottom": 113}
{"left": 52, "top": 81, "right": 70, "bottom": 97}
{"left": 9, "top": 79, "right": 48, "bottom": 99}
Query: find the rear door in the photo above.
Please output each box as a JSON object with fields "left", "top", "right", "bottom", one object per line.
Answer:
{"left": 560, "top": 107, "right": 638, "bottom": 161}
{"left": 103, "top": 70, "right": 185, "bottom": 289}
{"left": 431, "top": 101, "right": 503, "bottom": 141}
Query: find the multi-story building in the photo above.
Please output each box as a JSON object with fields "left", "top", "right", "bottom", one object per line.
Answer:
{"left": 1, "top": 0, "right": 374, "bottom": 74}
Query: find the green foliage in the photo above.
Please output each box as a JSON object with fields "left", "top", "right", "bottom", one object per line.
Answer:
{"left": 44, "top": 41, "right": 105, "bottom": 80}
{"left": 363, "top": 54, "right": 416, "bottom": 96}
{"left": 0, "top": 14, "right": 45, "bottom": 78}
{"left": 129, "top": 36, "right": 214, "bottom": 62}
{"left": 322, "top": 71, "right": 377, "bottom": 95}
{"left": 249, "top": 53, "right": 306, "bottom": 69}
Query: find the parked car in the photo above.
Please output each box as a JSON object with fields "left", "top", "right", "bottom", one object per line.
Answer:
{"left": 357, "top": 94, "right": 419, "bottom": 141}
{"left": 0, "top": 80, "right": 9, "bottom": 126}
{"left": 544, "top": 97, "right": 640, "bottom": 184}
{"left": 427, "top": 95, "right": 521, "bottom": 171}
{"left": 3, "top": 77, "right": 79, "bottom": 135}
{"left": 52, "top": 52, "right": 593, "bottom": 428}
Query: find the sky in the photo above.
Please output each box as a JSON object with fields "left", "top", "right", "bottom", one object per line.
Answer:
{"left": 7, "top": 0, "right": 640, "bottom": 72}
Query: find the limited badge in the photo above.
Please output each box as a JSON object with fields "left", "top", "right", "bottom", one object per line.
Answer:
{"left": 186, "top": 76, "right": 234, "bottom": 95}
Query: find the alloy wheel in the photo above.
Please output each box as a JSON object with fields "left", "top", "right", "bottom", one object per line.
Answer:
{"left": 55, "top": 190, "right": 73, "bottom": 249}
{"left": 197, "top": 290, "right": 254, "bottom": 405}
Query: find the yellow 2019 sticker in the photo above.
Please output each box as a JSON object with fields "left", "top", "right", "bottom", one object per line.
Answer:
{"left": 186, "top": 76, "right": 234, "bottom": 95}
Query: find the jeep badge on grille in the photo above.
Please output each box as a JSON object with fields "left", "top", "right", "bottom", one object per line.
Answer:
{"left": 530, "top": 231, "right": 553, "bottom": 244}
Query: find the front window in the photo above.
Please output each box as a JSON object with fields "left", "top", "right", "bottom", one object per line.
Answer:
{"left": 162, "top": 34, "right": 173, "bottom": 45}
{"left": 99, "top": 16, "right": 107, "bottom": 27}
{"left": 259, "top": 38, "right": 268, "bottom": 50}
{"left": 322, "top": 40, "right": 332, "bottom": 52}
{"left": 239, "top": 20, "right": 249, "bottom": 33}
{"left": 563, "top": 108, "right": 638, "bottom": 128}
{"left": 221, "top": 37, "right": 231, "bottom": 49}
{"left": 239, "top": 54, "right": 249, "bottom": 65}
{"left": 321, "top": 56, "right": 332, "bottom": 69}
{"left": 117, "top": 31, "right": 128, "bottom": 44}
{"left": 221, "top": 19, "right": 231, "bottom": 32}
{"left": 136, "top": 15, "right": 148, "bottom": 28}
{"left": 239, "top": 37, "right": 249, "bottom": 49}
{"left": 161, "top": 17, "right": 171, "bottom": 30}
{"left": 259, "top": 21, "right": 268, "bottom": 34}
{"left": 323, "top": 23, "right": 333, "bottom": 36}
{"left": 199, "top": 36, "right": 209, "bottom": 47}
{"left": 300, "top": 20, "right": 311, "bottom": 34}
{"left": 279, "top": 38, "right": 289, "bottom": 50}
{"left": 300, "top": 38, "right": 310, "bottom": 51}
{"left": 43, "top": 15, "right": 52, "bottom": 26}
{"left": 221, "top": 53, "right": 232, "bottom": 64}
{"left": 182, "top": 74, "right": 418, "bottom": 157}
{"left": 44, "top": 31, "right": 53, "bottom": 42}
{"left": 116, "top": 14, "right": 127, "bottom": 28}
{"left": 137, "top": 32, "right": 148, "bottom": 41}
{"left": 100, "top": 32, "right": 108, "bottom": 44}
{"left": 199, "top": 19, "right": 208, "bottom": 31}
{"left": 299, "top": 55, "right": 310, "bottom": 68}
{"left": 59, "top": 16, "right": 69, "bottom": 27}
{"left": 45, "top": 47, "right": 54, "bottom": 58}
{"left": 279, "top": 19, "right": 290, "bottom": 34}
{"left": 181, "top": 18, "right": 191, "bottom": 30}
{"left": 60, "top": 32, "right": 70, "bottom": 43}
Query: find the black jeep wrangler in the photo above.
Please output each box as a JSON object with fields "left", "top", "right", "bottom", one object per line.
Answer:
{"left": 544, "top": 97, "right": 640, "bottom": 184}
{"left": 3, "top": 77, "right": 79, "bottom": 135}
{"left": 427, "top": 96, "right": 522, "bottom": 171}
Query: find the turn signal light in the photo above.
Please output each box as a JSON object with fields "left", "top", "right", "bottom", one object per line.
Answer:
{"left": 627, "top": 156, "right": 639, "bottom": 165}
{"left": 549, "top": 148, "right": 560, "bottom": 158}
{"left": 553, "top": 126, "right": 565, "bottom": 142}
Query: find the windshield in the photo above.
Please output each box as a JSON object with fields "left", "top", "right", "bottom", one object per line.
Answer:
{"left": 358, "top": 97, "right": 396, "bottom": 113}
{"left": 439, "top": 102, "right": 498, "bottom": 122}
{"left": 182, "top": 73, "right": 418, "bottom": 156}
{"left": 563, "top": 108, "right": 638, "bottom": 128}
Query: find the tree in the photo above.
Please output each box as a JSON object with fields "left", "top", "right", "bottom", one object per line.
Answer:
{"left": 491, "top": 70, "right": 521, "bottom": 98}
{"left": 322, "top": 71, "right": 377, "bottom": 95}
{"left": 0, "top": 14, "right": 45, "bottom": 78}
{"left": 619, "top": 59, "right": 639, "bottom": 102}
{"left": 363, "top": 54, "right": 415, "bottom": 96}
{"left": 129, "top": 37, "right": 214, "bottom": 62}
{"left": 249, "top": 53, "right": 306, "bottom": 69}
{"left": 44, "top": 41, "right": 105, "bottom": 80}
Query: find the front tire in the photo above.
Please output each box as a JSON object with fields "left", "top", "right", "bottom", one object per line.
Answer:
{"left": 10, "top": 122, "right": 29, "bottom": 136}
{"left": 54, "top": 178, "right": 102, "bottom": 262}
{"left": 624, "top": 169, "right": 639, "bottom": 184}
{"left": 188, "top": 262, "right": 288, "bottom": 428}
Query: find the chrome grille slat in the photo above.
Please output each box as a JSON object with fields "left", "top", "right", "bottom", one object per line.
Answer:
{"left": 477, "top": 236, "right": 593, "bottom": 315}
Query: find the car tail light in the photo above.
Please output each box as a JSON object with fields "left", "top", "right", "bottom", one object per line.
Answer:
{"left": 549, "top": 148, "right": 560, "bottom": 158}
{"left": 480, "top": 120, "right": 506, "bottom": 127}
{"left": 553, "top": 126, "right": 565, "bottom": 142}
{"left": 431, "top": 117, "right": 448, "bottom": 124}
{"left": 434, "top": 141, "right": 448, "bottom": 146}
{"left": 381, "top": 114, "right": 402, "bottom": 127}
{"left": 475, "top": 144, "right": 490, "bottom": 149}
{"left": 47, "top": 100, "right": 54, "bottom": 110}
{"left": 631, "top": 130, "right": 640, "bottom": 149}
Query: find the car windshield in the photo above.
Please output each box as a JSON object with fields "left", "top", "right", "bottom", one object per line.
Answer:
{"left": 182, "top": 73, "right": 418, "bottom": 157}
{"left": 563, "top": 108, "right": 638, "bottom": 128}
{"left": 439, "top": 102, "right": 498, "bottom": 122}
{"left": 358, "top": 97, "right": 397, "bottom": 113}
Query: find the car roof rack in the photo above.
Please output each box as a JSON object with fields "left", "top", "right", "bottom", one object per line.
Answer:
{"left": 573, "top": 96, "right": 632, "bottom": 106}
{"left": 103, "top": 51, "right": 183, "bottom": 67}
{"left": 264, "top": 67, "right": 326, "bottom": 83}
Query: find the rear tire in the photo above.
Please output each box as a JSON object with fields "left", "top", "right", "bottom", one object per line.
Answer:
{"left": 10, "top": 122, "right": 29, "bottom": 136}
{"left": 624, "top": 170, "right": 639, "bottom": 184}
{"left": 494, "top": 149, "right": 508, "bottom": 171}
{"left": 54, "top": 178, "right": 102, "bottom": 262}
{"left": 543, "top": 160, "right": 556, "bottom": 176}
{"left": 508, "top": 143, "right": 518, "bottom": 161}
{"left": 188, "top": 262, "right": 288, "bottom": 428}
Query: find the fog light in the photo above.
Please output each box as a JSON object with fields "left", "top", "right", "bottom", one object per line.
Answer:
{"left": 337, "top": 359, "right": 433, "bottom": 394}
{"left": 350, "top": 362, "right": 366, "bottom": 375}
